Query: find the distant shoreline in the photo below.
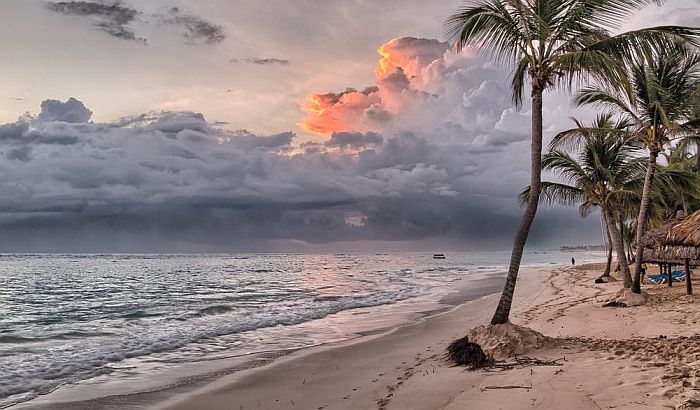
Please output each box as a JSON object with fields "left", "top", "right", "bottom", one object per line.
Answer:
{"left": 559, "top": 245, "right": 606, "bottom": 251}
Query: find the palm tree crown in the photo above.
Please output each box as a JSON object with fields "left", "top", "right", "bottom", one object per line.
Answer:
{"left": 445, "top": 0, "right": 699, "bottom": 106}
{"left": 575, "top": 50, "right": 700, "bottom": 293}
{"left": 445, "top": 0, "right": 699, "bottom": 324}
{"left": 525, "top": 115, "right": 644, "bottom": 286}
{"left": 576, "top": 50, "right": 700, "bottom": 154}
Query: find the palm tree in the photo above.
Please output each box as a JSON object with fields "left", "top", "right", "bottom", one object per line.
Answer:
{"left": 621, "top": 220, "right": 637, "bottom": 262}
{"left": 444, "top": 0, "right": 699, "bottom": 324}
{"left": 658, "top": 144, "right": 700, "bottom": 215}
{"left": 524, "top": 115, "right": 698, "bottom": 290}
{"left": 576, "top": 50, "right": 700, "bottom": 294}
{"left": 676, "top": 88, "right": 700, "bottom": 173}
{"left": 524, "top": 114, "right": 643, "bottom": 287}
{"left": 602, "top": 217, "right": 614, "bottom": 278}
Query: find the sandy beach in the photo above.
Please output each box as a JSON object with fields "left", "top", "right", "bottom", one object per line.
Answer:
{"left": 150, "top": 262, "right": 700, "bottom": 410}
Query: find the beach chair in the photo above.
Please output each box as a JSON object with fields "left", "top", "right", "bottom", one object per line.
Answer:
{"left": 672, "top": 270, "right": 686, "bottom": 281}
{"left": 647, "top": 274, "right": 667, "bottom": 284}
{"left": 647, "top": 270, "right": 686, "bottom": 284}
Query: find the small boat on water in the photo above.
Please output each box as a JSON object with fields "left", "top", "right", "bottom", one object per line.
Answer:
{"left": 433, "top": 254, "right": 446, "bottom": 259}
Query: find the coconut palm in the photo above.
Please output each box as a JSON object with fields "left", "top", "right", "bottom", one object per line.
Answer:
{"left": 602, "top": 218, "right": 614, "bottom": 278}
{"left": 621, "top": 220, "right": 637, "bottom": 262}
{"left": 676, "top": 88, "right": 700, "bottom": 173}
{"left": 658, "top": 144, "right": 700, "bottom": 215}
{"left": 523, "top": 115, "right": 699, "bottom": 290}
{"left": 444, "top": 0, "right": 699, "bottom": 324}
{"left": 523, "top": 114, "right": 643, "bottom": 287}
{"left": 575, "top": 50, "right": 700, "bottom": 293}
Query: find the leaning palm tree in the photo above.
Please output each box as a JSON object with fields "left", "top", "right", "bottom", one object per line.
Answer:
{"left": 524, "top": 116, "right": 699, "bottom": 291}
{"left": 445, "top": 0, "right": 699, "bottom": 324}
{"left": 525, "top": 115, "right": 643, "bottom": 287}
{"left": 602, "top": 218, "right": 614, "bottom": 278}
{"left": 621, "top": 220, "right": 637, "bottom": 262}
{"left": 576, "top": 50, "right": 700, "bottom": 294}
{"left": 551, "top": 113, "right": 638, "bottom": 280}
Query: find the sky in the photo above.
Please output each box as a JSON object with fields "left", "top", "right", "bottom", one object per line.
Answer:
{"left": 0, "top": 0, "right": 697, "bottom": 252}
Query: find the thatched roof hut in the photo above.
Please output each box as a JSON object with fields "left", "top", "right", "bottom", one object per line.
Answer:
{"left": 641, "top": 210, "right": 700, "bottom": 294}
{"left": 640, "top": 217, "right": 686, "bottom": 264}
{"left": 666, "top": 211, "right": 700, "bottom": 250}
{"left": 642, "top": 210, "right": 700, "bottom": 262}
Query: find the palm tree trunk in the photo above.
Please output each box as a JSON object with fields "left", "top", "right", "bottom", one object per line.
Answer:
{"left": 604, "top": 207, "right": 632, "bottom": 287}
{"left": 490, "top": 84, "right": 543, "bottom": 325}
{"left": 632, "top": 149, "right": 659, "bottom": 294}
{"left": 696, "top": 141, "right": 700, "bottom": 173}
{"left": 617, "top": 217, "right": 630, "bottom": 261}
{"left": 602, "top": 215, "right": 613, "bottom": 277}
{"left": 627, "top": 244, "right": 634, "bottom": 263}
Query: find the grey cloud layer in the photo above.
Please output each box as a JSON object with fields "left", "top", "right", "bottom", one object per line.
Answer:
{"left": 0, "top": 34, "right": 606, "bottom": 251}
{"left": 231, "top": 58, "right": 290, "bottom": 66}
{"left": 45, "top": 1, "right": 144, "bottom": 42}
{"left": 44, "top": 1, "right": 224, "bottom": 45}
{"left": 160, "top": 7, "right": 225, "bottom": 44}
{"left": 0, "top": 92, "right": 599, "bottom": 252}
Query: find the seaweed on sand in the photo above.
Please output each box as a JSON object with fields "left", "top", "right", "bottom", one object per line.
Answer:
{"left": 445, "top": 336, "right": 495, "bottom": 369}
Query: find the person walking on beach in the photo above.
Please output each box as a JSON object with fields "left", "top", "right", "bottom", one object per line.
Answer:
{"left": 571, "top": 257, "right": 575, "bottom": 265}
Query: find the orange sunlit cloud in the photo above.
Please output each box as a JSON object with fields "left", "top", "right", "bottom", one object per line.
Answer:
{"left": 301, "top": 87, "right": 381, "bottom": 135}
{"left": 301, "top": 37, "right": 451, "bottom": 137}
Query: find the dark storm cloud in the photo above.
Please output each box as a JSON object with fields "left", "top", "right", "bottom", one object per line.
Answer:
{"left": 0, "top": 34, "right": 603, "bottom": 251}
{"left": 228, "top": 131, "right": 294, "bottom": 151}
{"left": 36, "top": 97, "right": 93, "bottom": 123}
{"left": 162, "top": 7, "right": 225, "bottom": 45}
{"left": 231, "top": 58, "right": 290, "bottom": 66}
{"left": 0, "top": 122, "right": 29, "bottom": 141}
{"left": 45, "top": 1, "right": 144, "bottom": 42}
{"left": 143, "top": 111, "right": 209, "bottom": 134}
{"left": 325, "top": 132, "right": 384, "bottom": 150}
{"left": 4, "top": 146, "right": 32, "bottom": 162}
{"left": 0, "top": 94, "right": 603, "bottom": 253}
{"left": 45, "top": 2, "right": 225, "bottom": 45}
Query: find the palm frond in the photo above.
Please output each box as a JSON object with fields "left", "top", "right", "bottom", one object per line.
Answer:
{"left": 519, "top": 181, "right": 585, "bottom": 206}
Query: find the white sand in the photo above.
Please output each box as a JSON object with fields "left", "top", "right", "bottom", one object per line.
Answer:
{"left": 155, "top": 263, "right": 700, "bottom": 410}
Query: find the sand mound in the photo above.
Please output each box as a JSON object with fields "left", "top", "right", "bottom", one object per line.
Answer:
{"left": 610, "top": 269, "right": 624, "bottom": 281}
{"left": 596, "top": 275, "right": 617, "bottom": 284}
{"left": 609, "top": 288, "right": 647, "bottom": 306}
{"left": 466, "top": 322, "right": 551, "bottom": 359}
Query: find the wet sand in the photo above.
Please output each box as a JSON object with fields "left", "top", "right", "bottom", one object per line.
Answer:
{"left": 155, "top": 262, "right": 700, "bottom": 410}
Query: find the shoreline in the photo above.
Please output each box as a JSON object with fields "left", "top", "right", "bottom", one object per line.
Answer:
{"left": 151, "top": 270, "right": 537, "bottom": 410}
{"left": 15, "top": 267, "right": 513, "bottom": 410}
{"left": 94, "top": 261, "right": 700, "bottom": 409}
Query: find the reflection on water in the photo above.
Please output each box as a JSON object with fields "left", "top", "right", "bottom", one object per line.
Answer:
{"left": 0, "top": 251, "right": 603, "bottom": 407}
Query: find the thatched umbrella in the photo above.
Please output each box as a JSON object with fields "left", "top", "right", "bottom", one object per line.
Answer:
{"left": 664, "top": 210, "right": 700, "bottom": 295}
{"left": 642, "top": 210, "right": 700, "bottom": 294}
{"left": 640, "top": 217, "right": 687, "bottom": 288}
{"left": 665, "top": 210, "right": 700, "bottom": 256}
{"left": 640, "top": 218, "right": 685, "bottom": 264}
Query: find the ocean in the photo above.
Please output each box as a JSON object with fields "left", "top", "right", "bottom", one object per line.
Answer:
{"left": 0, "top": 251, "right": 604, "bottom": 408}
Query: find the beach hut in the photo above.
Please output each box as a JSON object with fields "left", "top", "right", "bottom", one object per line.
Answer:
{"left": 664, "top": 210, "right": 700, "bottom": 295}
{"left": 642, "top": 210, "right": 700, "bottom": 295}
{"left": 640, "top": 217, "right": 686, "bottom": 285}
